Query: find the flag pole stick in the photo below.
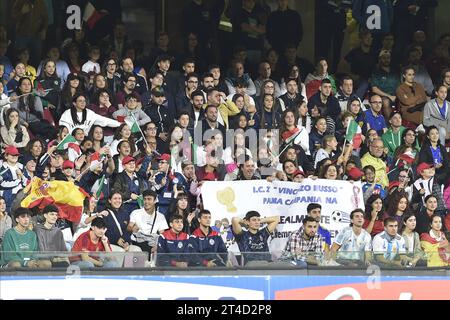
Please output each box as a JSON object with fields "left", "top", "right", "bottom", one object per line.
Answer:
{"left": 130, "top": 113, "right": 150, "bottom": 150}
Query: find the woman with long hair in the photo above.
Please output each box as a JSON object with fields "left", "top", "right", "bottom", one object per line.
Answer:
{"left": 88, "top": 125, "right": 105, "bottom": 152}
{"left": 418, "top": 125, "right": 450, "bottom": 177}
{"left": 280, "top": 64, "right": 307, "bottom": 101}
{"left": 400, "top": 214, "right": 426, "bottom": 267}
{"left": 294, "top": 100, "right": 312, "bottom": 133}
{"left": 110, "top": 123, "right": 137, "bottom": 157}
{"left": 260, "top": 94, "right": 281, "bottom": 129}
{"left": 0, "top": 108, "right": 29, "bottom": 150}
{"left": 385, "top": 192, "right": 410, "bottom": 225}
{"left": 319, "top": 163, "right": 341, "bottom": 180}
{"left": 34, "top": 59, "right": 62, "bottom": 120}
{"left": 363, "top": 194, "right": 385, "bottom": 236}
{"left": 420, "top": 214, "right": 450, "bottom": 267}
{"left": 166, "top": 190, "right": 197, "bottom": 235}
{"left": 282, "top": 159, "right": 299, "bottom": 181}
{"left": 102, "top": 58, "right": 122, "bottom": 96}
{"left": 58, "top": 72, "right": 85, "bottom": 118}
{"left": 279, "top": 109, "right": 310, "bottom": 156}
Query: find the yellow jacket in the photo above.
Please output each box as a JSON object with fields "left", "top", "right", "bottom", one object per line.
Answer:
{"left": 203, "top": 99, "right": 240, "bottom": 129}
{"left": 361, "top": 152, "right": 389, "bottom": 188}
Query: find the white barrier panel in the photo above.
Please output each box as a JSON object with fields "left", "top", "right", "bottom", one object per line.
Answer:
{"left": 202, "top": 179, "right": 365, "bottom": 252}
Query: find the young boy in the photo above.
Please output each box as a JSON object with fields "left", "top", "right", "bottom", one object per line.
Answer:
{"left": 362, "top": 165, "right": 386, "bottom": 203}
{"left": 82, "top": 46, "right": 101, "bottom": 74}
{"left": 412, "top": 162, "right": 448, "bottom": 216}
{"left": 0, "top": 146, "right": 26, "bottom": 212}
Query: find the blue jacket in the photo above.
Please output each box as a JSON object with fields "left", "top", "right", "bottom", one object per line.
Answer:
{"left": 189, "top": 227, "right": 228, "bottom": 266}
{"left": 156, "top": 229, "right": 191, "bottom": 267}
{"left": 104, "top": 207, "right": 133, "bottom": 245}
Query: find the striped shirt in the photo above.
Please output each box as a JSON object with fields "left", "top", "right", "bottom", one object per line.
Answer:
{"left": 281, "top": 227, "right": 324, "bottom": 261}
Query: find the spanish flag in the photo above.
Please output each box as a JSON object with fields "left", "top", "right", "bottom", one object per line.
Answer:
{"left": 21, "top": 178, "right": 88, "bottom": 223}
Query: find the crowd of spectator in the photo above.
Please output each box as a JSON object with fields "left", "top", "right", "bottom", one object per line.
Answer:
{"left": 0, "top": 0, "right": 449, "bottom": 269}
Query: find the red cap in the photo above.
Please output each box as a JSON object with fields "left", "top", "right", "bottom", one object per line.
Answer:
{"left": 388, "top": 180, "right": 401, "bottom": 191}
{"left": 347, "top": 167, "right": 364, "bottom": 180}
{"left": 292, "top": 169, "right": 305, "bottom": 177}
{"left": 122, "top": 155, "right": 135, "bottom": 165}
{"left": 4, "top": 146, "right": 20, "bottom": 156}
{"left": 158, "top": 154, "right": 170, "bottom": 162}
{"left": 62, "top": 160, "right": 74, "bottom": 169}
{"left": 416, "top": 162, "right": 434, "bottom": 175}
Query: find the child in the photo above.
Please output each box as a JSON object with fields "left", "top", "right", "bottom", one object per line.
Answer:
{"left": 0, "top": 146, "right": 26, "bottom": 212}
{"left": 412, "top": 162, "right": 448, "bottom": 216}
{"left": 362, "top": 165, "right": 386, "bottom": 203}
{"left": 81, "top": 46, "right": 101, "bottom": 74}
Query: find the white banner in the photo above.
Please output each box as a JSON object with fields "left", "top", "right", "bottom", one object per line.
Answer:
{"left": 202, "top": 179, "right": 365, "bottom": 253}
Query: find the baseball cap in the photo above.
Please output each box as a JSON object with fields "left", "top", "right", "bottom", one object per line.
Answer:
{"left": 122, "top": 155, "right": 135, "bottom": 165}
{"left": 158, "top": 154, "right": 170, "bottom": 162}
{"left": 5, "top": 146, "right": 20, "bottom": 156}
{"left": 416, "top": 162, "right": 434, "bottom": 175}
{"left": 91, "top": 217, "right": 107, "bottom": 229}
{"left": 62, "top": 160, "right": 75, "bottom": 169}
{"left": 388, "top": 180, "right": 401, "bottom": 191}
{"left": 347, "top": 167, "right": 364, "bottom": 180}
{"left": 292, "top": 169, "right": 305, "bottom": 177}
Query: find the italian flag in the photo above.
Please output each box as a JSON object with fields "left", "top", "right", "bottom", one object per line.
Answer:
{"left": 345, "top": 119, "right": 362, "bottom": 149}
{"left": 89, "top": 151, "right": 106, "bottom": 171}
{"left": 83, "top": 1, "right": 107, "bottom": 29}
{"left": 93, "top": 174, "right": 107, "bottom": 200}
{"left": 281, "top": 127, "right": 302, "bottom": 145}
{"left": 117, "top": 115, "right": 141, "bottom": 134}
{"left": 57, "top": 134, "right": 81, "bottom": 162}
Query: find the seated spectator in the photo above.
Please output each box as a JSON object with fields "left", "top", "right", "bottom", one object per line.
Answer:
{"left": 70, "top": 217, "right": 119, "bottom": 269}
{"left": 381, "top": 111, "right": 405, "bottom": 161}
{"left": 254, "top": 61, "right": 281, "bottom": 97}
{"left": 166, "top": 189, "right": 197, "bottom": 234}
{"left": 0, "top": 207, "right": 43, "bottom": 269}
{"left": 336, "top": 75, "right": 361, "bottom": 113}
{"left": 400, "top": 214, "right": 426, "bottom": 267}
{"left": 365, "top": 94, "right": 387, "bottom": 136}
{"left": 0, "top": 196, "right": 12, "bottom": 243}
{"left": 103, "top": 192, "right": 142, "bottom": 257}
{"left": 231, "top": 211, "right": 282, "bottom": 267}
{"left": 112, "top": 93, "right": 151, "bottom": 127}
{"left": 0, "top": 108, "right": 29, "bottom": 150}
{"left": 307, "top": 79, "right": 340, "bottom": 124}
{"left": 361, "top": 138, "right": 389, "bottom": 189}
{"left": 385, "top": 192, "right": 410, "bottom": 226}
{"left": 6, "top": 63, "right": 26, "bottom": 95}
{"left": 81, "top": 46, "right": 101, "bottom": 74}
{"left": 189, "top": 209, "right": 228, "bottom": 267}
{"left": 279, "top": 78, "right": 304, "bottom": 110}
{"left": 363, "top": 194, "right": 385, "bottom": 237}
{"left": 330, "top": 209, "right": 372, "bottom": 267}
{"left": 156, "top": 214, "right": 190, "bottom": 268}
{"left": 127, "top": 190, "right": 168, "bottom": 258}
{"left": 306, "top": 203, "right": 331, "bottom": 251}
{"left": 143, "top": 87, "right": 174, "bottom": 140}
{"left": 405, "top": 46, "right": 434, "bottom": 96}
{"left": 225, "top": 60, "right": 256, "bottom": 96}
{"left": 279, "top": 216, "right": 324, "bottom": 267}
{"left": 373, "top": 217, "right": 411, "bottom": 268}
{"left": 417, "top": 125, "right": 450, "bottom": 178}
{"left": 34, "top": 205, "right": 69, "bottom": 267}
{"left": 423, "top": 85, "right": 450, "bottom": 146}
{"left": 420, "top": 214, "right": 450, "bottom": 267}
{"left": 305, "top": 58, "right": 337, "bottom": 99}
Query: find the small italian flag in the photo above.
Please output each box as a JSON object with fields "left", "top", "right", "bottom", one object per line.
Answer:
{"left": 345, "top": 119, "right": 362, "bottom": 149}
{"left": 117, "top": 116, "right": 141, "bottom": 134}
{"left": 89, "top": 151, "right": 106, "bottom": 171}
{"left": 57, "top": 134, "right": 81, "bottom": 162}
{"left": 83, "top": 1, "right": 107, "bottom": 29}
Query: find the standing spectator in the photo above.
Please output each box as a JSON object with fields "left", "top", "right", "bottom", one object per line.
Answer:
{"left": 363, "top": 194, "right": 385, "bottom": 237}
{"left": 143, "top": 87, "right": 174, "bottom": 141}
{"left": 232, "top": 0, "right": 267, "bottom": 66}
{"left": 34, "top": 59, "right": 61, "bottom": 120}
{"left": 12, "top": 0, "right": 48, "bottom": 66}
{"left": 372, "top": 217, "right": 410, "bottom": 267}
{"left": 37, "top": 46, "right": 71, "bottom": 87}
{"left": 280, "top": 216, "right": 324, "bottom": 267}
{"left": 371, "top": 50, "right": 400, "bottom": 117}
{"left": 127, "top": 190, "right": 168, "bottom": 257}
{"left": 405, "top": 46, "right": 434, "bottom": 96}
{"left": 156, "top": 214, "right": 190, "bottom": 268}
{"left": 103, "top": 58, "right": 122, "bottom": 97}
{"left": 0, "top": 207, "right": 41, "bottom": 269}
{"left": 231, "top": 211, "right": 280, "bottom": 266}
{"left": 420, "top": 214, "right": 450, "bottom": 267}
{"left": 305, "top": 58, "right": 337, "bottom": 99}
{"left": 423, "top": 85, "right": 450, "bottom": 145}
{"left": 119, "top": 57, "right": 148, "bottom": 96}
{"left": 335, "top": 76, "right": 360, "bottom": 113}
{"left": 70, "top": 217, "right": 119, "bottom": 269}
{"left": 189, "top": 209, "right": 228, "bottom": 267}
{"left": 396, "top": 65, "right": 428, "bottom": 129}
{"left": 331, "top": 209, "right": 372, "bottom": 267}
{"left": 307, "top": 79, "right": 341, "bottom": 124}
{"left": 266, "top": 0, "right": 303, "bottom": 55}
{"left": 0, "top": 196, "right": 12, "bottom": 244}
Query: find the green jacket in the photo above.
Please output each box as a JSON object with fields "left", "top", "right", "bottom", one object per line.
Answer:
{"left": 382, "top": 126, "right": 405, "bottom": 157}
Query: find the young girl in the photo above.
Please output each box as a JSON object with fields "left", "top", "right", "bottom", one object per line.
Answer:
{"left": 420, "top": 214, "right": 450, "bottom": 267}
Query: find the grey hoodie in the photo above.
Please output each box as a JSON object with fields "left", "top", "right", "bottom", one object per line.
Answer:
{"left": 34, "top": 223, "right": 67, "bottom": 252}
